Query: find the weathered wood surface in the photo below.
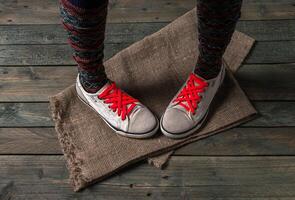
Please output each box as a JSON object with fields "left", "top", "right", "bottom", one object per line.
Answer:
{"left": 0, "top": 0, "right": 295, "bottom": 24}
{"left": 0, "top": 43, "right": 129, "bottom": 65}
{"left": 0, "top": 20, "right": 294, "bottom": 45}
{"left": 1, "top": 127, "right": 295, "bottom": 156}
{"left": 0, "top": 20, "right": 294, "bottom": 65}
{"left": 1, "top": 64, "right": 295, "bottom": 102}
{"left": 0, "top": 23, "right": 167, "bottom": 45}
{"left": 0, "top": 40, "right": 293, "bottom": 66}
{"left": 236, "top": 63, "right": 295, "bottom": 100}
{"left": 0, "top": 156, "right": 295, "bottom": 199}
{"left": 0, "top": 0, "right": 295, "bottom": 198}
{"left": 0, "top": 101, "right": 294, "bottom": 127}
{"left": 0, "top": 128, "right": 59, "bottom": 154}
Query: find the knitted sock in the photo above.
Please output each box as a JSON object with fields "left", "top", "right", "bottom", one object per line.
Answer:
{"left": 59, "top": 0, "right": 109, "bottom": 93}
{"left": 194, "top": 0, "right": 243, "bottom": 80}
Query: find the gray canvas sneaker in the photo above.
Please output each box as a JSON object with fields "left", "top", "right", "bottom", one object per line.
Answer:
{"left": 76, "top": 75, "right": 159, "bottom": 139}
{"left": 160, "top": 64, "right": 226, "bottom": 139}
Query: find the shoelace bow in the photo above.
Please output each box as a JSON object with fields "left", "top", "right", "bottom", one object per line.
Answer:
{"left": 173, "top": 73, "right": 208, "bottom": 114}
{"left": 98, "top": 83, "right": 138, "bottom": 121}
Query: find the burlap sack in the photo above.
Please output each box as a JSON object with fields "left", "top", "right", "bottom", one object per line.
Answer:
{"left": 49, "top": 8, "right": 256, "bottom": 191}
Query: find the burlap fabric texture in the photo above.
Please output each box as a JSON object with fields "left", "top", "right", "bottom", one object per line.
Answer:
{"left": 49, "top": 8, "right": 256, "bottom": 191}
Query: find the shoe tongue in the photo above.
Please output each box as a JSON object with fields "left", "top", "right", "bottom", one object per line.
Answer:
{"left": 192, "top": 72, "right": 206, "bottom": 84}
{"left": 96, "top": 81, "right": 141, "bottom": 116}
{"left": 172, "top": 73, "right": 204, "bottom": 113}
{"left": 173, "top": 105, "right": 187, "bottom": 114}
{"left": 96, "top": 81, "right": 112, "bottom": 95}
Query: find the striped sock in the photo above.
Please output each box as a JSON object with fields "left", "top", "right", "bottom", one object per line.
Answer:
{"left": 59, "top": 0, "right": 109, "bottom": 93}
{"left": 194, "top": 0, "right": 243, "bottom": 80}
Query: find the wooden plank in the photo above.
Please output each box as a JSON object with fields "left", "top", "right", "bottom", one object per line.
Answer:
{"left": 0, "top": 43, "right": 130, "bottom": 66}
{"left": 0, "top": 41, "right": 293, "bottom": 66}
{"left": 1, "top": 127, "right": 295, "bottom": 156}
{"left": 0, "top": 66, "right": 77, "bottom": 102}
{"left": 0, "top": 23, "right": 167, "bottom": 45}
{"left": 244, "top": 41, "right": 295, "bottom": 64}
{"left": 1, "top": 64, "right": 294, "bottom": 102}
{"left": 0, "top": 0, "right": 295, "bottom": 25}
{"left": 0, "top": 102, "right": 53, "bottom": 127}
{"left": 237, "top": 20, "right": 295, "bottom": 41}
{"left": 0, "top": 20, "right": 294, "bottom": 45}
{"left": 0, "top": 101, "right": 294, "bottom": 127}
{"left": 245, "top": 102, "right": 295, "bottom": 127}
{"left": 175, "top": 127, "right": 295, "bottom": 156}
{"left": 0, "top": 155, "right": 295, "bottom": 199}
{"left": 237, "top": 63, "right": 295, "bottom": 101}
{"left": 0, "top": 128, "right": 59, "bottom": 154}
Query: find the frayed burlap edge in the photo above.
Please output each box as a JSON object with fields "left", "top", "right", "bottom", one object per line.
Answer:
{"left": 49, "top": 93, "right": 89, "bottom": 191}
{"left": 48, "top": 8, "right": 256, "bottom": 191}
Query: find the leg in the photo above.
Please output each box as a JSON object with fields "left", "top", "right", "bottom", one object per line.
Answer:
{"left": 195, "top": 0, "right": 243, "bottom": 80}
{"left": 60, "top": 0, "right": 108, "bottom": 93}
{"left": 59, "top": 0, "right": 159, "bottom": 138}
{"left": 161, "top": 0, "right": 243, "bottom": 138}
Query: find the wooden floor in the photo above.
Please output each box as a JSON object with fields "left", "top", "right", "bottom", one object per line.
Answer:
{"left": 0, "top": 0, "right": 295, "bottom": 199}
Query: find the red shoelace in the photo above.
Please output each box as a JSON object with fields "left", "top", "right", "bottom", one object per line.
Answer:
{"left": 98, "top": 83, "right": 138, "bottom": 121}
{"left": 173, "top": 73, "right": 208, "bottom": 114}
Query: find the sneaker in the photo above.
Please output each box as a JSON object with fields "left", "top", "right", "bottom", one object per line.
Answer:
{"left": 76, "top": 75, "right": 159, "bottom": 138}
{"left": 160, "top": 64, "right": 225, "bottom": 139}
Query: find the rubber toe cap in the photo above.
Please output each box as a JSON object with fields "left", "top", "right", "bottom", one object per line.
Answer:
{"left": 161, "top": 108, "right": 193, "bottom": 134}
{"left": 128, "top": 107, "right": 158, "bottom": 134}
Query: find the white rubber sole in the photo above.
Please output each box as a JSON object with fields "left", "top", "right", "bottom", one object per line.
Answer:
{"left": 160, "top": 67, "right": 226, "bottom": 139}
{"left": 76, "top": 87, "right": 159, "bottom": 139}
